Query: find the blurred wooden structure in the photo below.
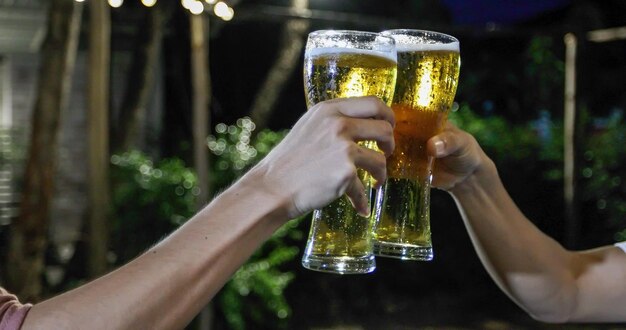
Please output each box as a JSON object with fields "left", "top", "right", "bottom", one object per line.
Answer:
{"left": 563, "top": 25, "right": 626, "bottom": 248}
{"left": 87, "top": 0, "right": 111, "bottom": 278}
{"left": 5, "top": 0, "right": 82, "bottom": 301}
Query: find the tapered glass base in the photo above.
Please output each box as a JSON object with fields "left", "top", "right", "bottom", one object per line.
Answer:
{"left": 301, "top": 254, "right": 376, "bottom": 274}
{"left": 373, "top": 242, "right": 433, "bottom": 261}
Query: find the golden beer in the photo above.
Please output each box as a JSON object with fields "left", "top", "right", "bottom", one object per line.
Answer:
{"left": 301, "top": 30, "right": 397, "bottom": 274}
{"left": 304, "top": 49, "right": 397, "bottom": 108}
{"left": 374, "top": 31, "right": 460, "bottom": 261}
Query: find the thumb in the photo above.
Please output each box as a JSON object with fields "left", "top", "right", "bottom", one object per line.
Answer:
{"left": 427, "top": 128, "right": 469, "bottom": 159}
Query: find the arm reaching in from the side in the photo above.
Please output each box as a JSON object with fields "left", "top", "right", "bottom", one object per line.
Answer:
{"left": 21, "top": 96, "right": 395, "bottom": 330}
{"left": 427, "top": 123, "right": 626, "bottom": 323}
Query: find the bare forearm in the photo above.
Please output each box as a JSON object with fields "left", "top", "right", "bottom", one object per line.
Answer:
{"left": 429, "top": 125, "right": 626, "bottom": 322}
{"left": 24, "top": 169, "right": 289, "bottom": 330}
{"left": 450, "top": 160, "right": 577, "bottom": 322}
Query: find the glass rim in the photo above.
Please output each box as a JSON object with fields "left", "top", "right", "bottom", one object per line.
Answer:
{"left": 308, "top": 29, "right": 396, "bottom": 44}
{"left": 381, "top": 29, "right": 459, "bottom": 44}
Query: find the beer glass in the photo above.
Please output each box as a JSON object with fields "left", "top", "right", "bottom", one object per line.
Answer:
{"left": 373, "top": 29, "right": 460, "bottom": 261}
{"left": 301, "top": 30, "right": 397, "bottom": 274}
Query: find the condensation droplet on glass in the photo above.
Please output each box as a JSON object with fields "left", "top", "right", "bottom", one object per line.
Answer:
{"left": 451, "top": 101, "right": 459, "bottom": 112}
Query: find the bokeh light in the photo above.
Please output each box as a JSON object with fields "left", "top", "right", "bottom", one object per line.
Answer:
{"left": 181, "top": 0, "right": 194, "bottom": 9}
{"left": 222, "top": 7, "right": 234, "bottom": 21}
{"left": 108, "top": 0, "right": 123, "bottom": 8}
{"left": 189, "top": 0, "right": 205, "bottom": 14}
{"left": 214, "top": 1, "right": 229, "bottom": 17}
{"left": 141, "top": 0, "right": 157, "bottom": 7}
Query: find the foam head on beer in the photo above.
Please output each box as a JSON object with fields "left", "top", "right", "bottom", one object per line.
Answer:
{"left": 303, "top": 49, "right": 398, "bottom": 107}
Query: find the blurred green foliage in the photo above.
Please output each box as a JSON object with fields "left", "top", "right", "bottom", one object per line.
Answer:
{"left": 110, "top": 117, "right": 300, "bottom": 329}
{"left": 450, "top": 105, "right": 626, "bottom": 244}
{"left": 110, "top": 151, "right": 199, "bottom": 264}
{"left": 219, "top": 218, "right": 302, "bottom": 330}
{"left": 207, "top": 117, "right": 286, "bottom": 190}
{"left": 206, "top": 117, "right": 301, "bottom": 330}
{"left": 450, "top": 103, "right": 542, "bottom": 162}
{"left": 525, "top": 36, "right": 565, "bottom": 107}
{"left": 579, "top": 111, "right": 626, "bottom": 242}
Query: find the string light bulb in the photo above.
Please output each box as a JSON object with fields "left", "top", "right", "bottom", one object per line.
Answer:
{"left": 142, "top": 0, "right": 157, "bottom": 7}
{"left": 189, "top": 0, "right": 204, "bottom": 15}
{"left": 108, "top": 0, "right": 123, "bottom": 8}
{"left": 221, "top": 7, "right": 234, "bottom": 21}
{"left": 181, "top": 0, "right": 194, "bottom": 9}
{"left": 213, "top": 2, "right": 229, "bottom": 17}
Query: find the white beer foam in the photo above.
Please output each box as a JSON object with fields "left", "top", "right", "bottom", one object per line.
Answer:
{"left": 396, "top": 42, "right": 459, "bottom": 53}
{"left": 307, "top": 47, "right": 397, "bottom": 63}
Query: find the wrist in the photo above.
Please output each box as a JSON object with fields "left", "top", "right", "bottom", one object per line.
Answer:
{"left": 449, "top": 156, "right": 498, "bottom": 198}
{"left": 232, "top": 164, "right": 293, "bottom": 224}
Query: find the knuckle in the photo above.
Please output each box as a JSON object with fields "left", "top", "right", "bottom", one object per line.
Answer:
{"left": 380, "top": 121, "right": 394, "bottom": 137}
{"left": 346, "top": 143, "right": 361, "bottom": 157}
{"left": 315, "top": 100, "right": 340, "bottom": 116}
{"left": 370, "top": 95, "right": 384, "bottom": 106}
{"left": 371, "top": 155, "right": 387, "bottom": 178}
{"left": 329, "top": 117, "right": 351, "bottom": 136}
{"left": 380, "top": 121, "right": 393, "bottom": 138}
{"left": 334, "top": 141, "right": 359, "bottom": 165}
{"left": 338, "top": 165, "right": 357, "bottom": 185}
{"left": 318, "top": 103, "right": 337, "bottom": 117}
{"left": 374, "top": 151, "right": 386, "bottom": 168}
{"left": 363, "top": 95, "right": 377, "bottom": 102}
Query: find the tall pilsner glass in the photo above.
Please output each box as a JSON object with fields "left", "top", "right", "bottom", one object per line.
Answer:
{"left": 301, "top": 30, "right": 397, "bottom": 274}
{"left": 373, "top": 29, "right": 460, "bottom": 261}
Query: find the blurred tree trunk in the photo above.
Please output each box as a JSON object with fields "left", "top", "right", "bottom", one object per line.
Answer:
{"left": 190, "top": 14, "right": 211, "bottom": 206}
{"left": 5, "top": 0, "right": 83, "bottom": 301}
{"left": 111, "top": 1, "right": 173, "bottom": 153}
{"left": 563, "top": 33, "right": 578, "bottom": 249}
{"left": 87, "top": 0, "right": 111, "bottom": 278}
{"left": 249, "top": 0, "right": 310, "bottom": 130}
{"left": 190, "top": 13, "right": 213, "bottom": 330}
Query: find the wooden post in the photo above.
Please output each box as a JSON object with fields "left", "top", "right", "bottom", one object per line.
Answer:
{"left": 190, "top": 13, "right": 211, "bottom": 207}
{"left": 87, "top": 0, "right": 111, "bottom": 277}
{"left": 112, "top": 1, "right": 173, "bottom": 153}
{"left": 249, "top": 0, "right": 310, "bottom": 131}
{"left": 190, "top": 12, "right": 213, "bottom": 330}
{"left": 563, "top": 33, "right": 577, "bottom": 248}
{"left": 6, "top": 0, "right": 82, "bottom": 301}
{"left": 0, "top": 57, "right": 11, "bottom": 127}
